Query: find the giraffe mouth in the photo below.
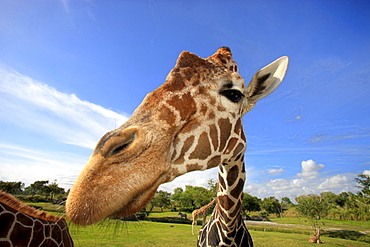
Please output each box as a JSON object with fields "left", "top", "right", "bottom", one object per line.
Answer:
{"left": 108, "top": 172, "right": 168, "bottom": 220}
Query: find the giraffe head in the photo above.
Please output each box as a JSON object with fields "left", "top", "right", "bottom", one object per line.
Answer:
{"left": 66, "top": 47, "right": 288, "bottom": 225}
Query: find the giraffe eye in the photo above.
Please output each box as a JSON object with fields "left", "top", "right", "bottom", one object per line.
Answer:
{"left": 220, "top": 89, "right": 244, "bottom": 103}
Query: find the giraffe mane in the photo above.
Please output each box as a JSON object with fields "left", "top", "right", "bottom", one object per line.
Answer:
{"left": 0, "top": 190, "right": 65, "bottom": 222}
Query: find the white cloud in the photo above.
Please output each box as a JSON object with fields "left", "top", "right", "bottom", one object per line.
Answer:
{"left": 243, "top": 159, "right": 359, "bottom": 200}
{"left": 0, "top": 66, "right": 128, "bottom": 149}
{"left": 159, "top": 168, "right": 218, "bottom": 192}
{"left": 0, "top": 143, "right": 85, "bottom": 189}
{"left": 317, "top": 175, "right": 351, "bottom": 191}
{"left": 263, "top": 168, "right": 285, "bottom": 174}
{"left": 363, "top": 170, "right": 370, "bottom": 176}
{"left": 0, "top": 65, "right": 130, "bottom": 188}
{"left": 297, "top": 159, "right": 324, "bottom": 179}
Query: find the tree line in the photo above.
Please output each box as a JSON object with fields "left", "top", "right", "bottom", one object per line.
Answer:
{"left": 0, "top": 180, "right": 66, "bottom": 202}
{"left": 1, "top": 174, "right": 368, "bottom": 225}
{"left": 146, "top": 174, "right": 369, "bottom": 223}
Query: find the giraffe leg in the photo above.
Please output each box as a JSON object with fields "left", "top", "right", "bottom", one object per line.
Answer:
{"left": 192, "top": 217, "right": 198, "bottom": 235}
{"left": 202, "top": 214, "right": 207, "bottom": 227}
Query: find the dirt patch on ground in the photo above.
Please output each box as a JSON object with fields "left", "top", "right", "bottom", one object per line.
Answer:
{"left": 245, "top": 220, "right": 309, "bottom": 228}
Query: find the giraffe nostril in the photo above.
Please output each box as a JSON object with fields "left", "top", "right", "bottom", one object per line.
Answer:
{"left": 110, "top": 141, "right": 133, "bottom": 156}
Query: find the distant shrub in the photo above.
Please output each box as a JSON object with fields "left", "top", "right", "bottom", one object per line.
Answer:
{"left": 15, "top": 195, "right": 49, "bottom": 203}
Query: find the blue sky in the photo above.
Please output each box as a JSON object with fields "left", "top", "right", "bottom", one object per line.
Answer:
{"left": 0, "top": 0, "right": 369, "bottom": 200}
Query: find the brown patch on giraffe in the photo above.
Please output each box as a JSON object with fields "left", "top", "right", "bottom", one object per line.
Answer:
{"left": 199, "top": 102, "right": 208, "bottom": 115}
{"left": 217, "top": 104, "right": 226, "bottom": 112}
{"left": 218, "top": 118, "right": 232, "bottom": 152}
{"left": 182, "top": 135, "right": 195, "bottom": 155}
{"left": 181, "top": 67, "right": 197, "bottom": 81}
{"left": 179, "top": 119, "right": 200, "bottom": 134}
{"left": 232, "top": 143, "right": 245, "bottom": 158}
{"left": 168, "top": 93, "right": 196, "bottom": 121}
{"left": 234, "top": 118, "right": 242, "bottom": 135}
{"left": 208, "top": 110, "right": 216, "bottom": 120}
{"left": 189, "top": 132, "right": 212, "bottom": 160}
{"left": 0, "top": 212, "right": 14, "bottom": 237}
{"left": 11, "top": 222, "right": 32, "bottom": 246}
{"left": 226, "top": 165, "right": 239, "bottom": 187}
{"left": 218, "top": 195, "right": 235, "bottom": 211}
{"left": 230, "top": 178, "right": 244, "bottom": 199}
{"left": 164, "top": 74, "right": 187, "bottom": 91}
{"left": 186, "top": 163, "right": 202, "bottom": 172}
{"left": 172, "top": 155, "right": 185, "bottom": 165}
{"left": 209, "top": 124, "right": 218, "bottom": 150}
{"left": 240, "top": 129, "right": 246, "bottom": 142}
{"left": 218, "top": 170, "right": 226, "bottom": 191}
{"left": 158, "top": 106, "right": 176, "bottom": 126}
{"left": 226, "top": 227, "right": 237, "bottom": 239}
{"left": 173, "top": 136, "right": 195, "bottom": 164}
{"left": 234, "top": 153, "right": 242, "bottom": 162}
{"left": 224, "top": 137, "right": 238, "bottom": 155}
{"left": 207, "top": 155, "right": 221, "bottom": 169}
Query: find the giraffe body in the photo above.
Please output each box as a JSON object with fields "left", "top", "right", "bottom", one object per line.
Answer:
{"left": 0, "top": 191, "right": 73, "bottom": 247}
{"left": 308, "top": 228, "right": 324, "bottom": 244}
{"left": 66, "top": 47, "right": 288, "bottom": 244}
{"left": 192, "top": 199, "right": 215, "bottom": 234}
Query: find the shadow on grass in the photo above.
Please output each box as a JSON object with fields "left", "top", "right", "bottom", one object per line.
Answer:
{"left": 147, "top": 217, "right": 191, "bottom": 224}
{"left": 323, "top": 230, "right": 370, "bottom": 244}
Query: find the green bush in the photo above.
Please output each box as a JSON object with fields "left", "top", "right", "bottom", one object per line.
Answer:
{"left": 15, "top": 194, "right": 49, "bottom": 203}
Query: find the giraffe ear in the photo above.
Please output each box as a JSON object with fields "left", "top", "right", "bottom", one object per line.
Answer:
{"left": 175, "top": 51, "right": 209, "bottom": 68}
{"left": 244, "top": 56, "right": 289, "bottom": 111}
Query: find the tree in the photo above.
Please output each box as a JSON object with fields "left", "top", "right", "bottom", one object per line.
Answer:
{"left": 24, "top": 180, "right": 49, "bottom": 196}
{"left": 0, "top": 181, "right": 24, "bottom": 194}
{"left": 171, "top": 187, "right": 184, "bottom": 210}
{"left": 261, "top": 196, "right": 282, "bottom": 217}
{"left": 295, "top": 194, "right": 330, "bottom": 234}
{"left": 281, "top": 196, "right": 293, "bottom": 210}
{"left": 148, "top": 190, "right": 171, "bottom": 212}
{"left": 170, "top": 185, "right": 213, "bottom": 212}
{"left": 47, "top": 181, "right": 65, "bottom": 200}
{"left": 354, "top": 173, "right": 370, "bottom": 196}
{"left": 242, "top": 193, "right": 261, "bottom": 213}
{"left": 207, "top": 178, "right": 218, "bottom": 197}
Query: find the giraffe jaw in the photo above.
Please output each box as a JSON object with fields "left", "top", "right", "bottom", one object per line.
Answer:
{"left": 66, "top": 163, "right": 170, "bottom": 225}
{"left": 66, "top": 126, "right": 174, "bottom": 225}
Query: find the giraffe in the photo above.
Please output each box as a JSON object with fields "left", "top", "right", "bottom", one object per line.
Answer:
{"left": 192, "top": 199, "right": 216, "bottom": 234}
{"left": 308, "top": 228, "right": 324, "bottom": 244}
{"left": 197, "top": 158, "right": 251, "bottom": 246}
{"left": 66, "top": 47, "right": 289, "bottom": 247}
{"left": 0, "top": 191, "right": 74, "bottom": 247}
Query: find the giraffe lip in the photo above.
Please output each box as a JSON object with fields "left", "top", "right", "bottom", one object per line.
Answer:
{"left": 109, "top": 172, "right": 168, "bottom": 219}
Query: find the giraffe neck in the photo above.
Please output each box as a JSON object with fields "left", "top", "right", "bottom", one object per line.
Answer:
{"left": 200, "top": 199, "right": 215, "bottom": 214}
{"left": 0, "top": 191, "right": 74, "bottom": 247}
{"left": 197, "top": 157, "right": 253, "bottom": 247}
{"left": 216, "top": 158, "right": 245, "bottom": 224}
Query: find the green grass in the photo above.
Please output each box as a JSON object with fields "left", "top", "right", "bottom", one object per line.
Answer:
{"left": 70, "top": 221, "right": 198, "bottom": 247}
{"left": 250, "top": 230, "right": 369, "bottom": 247}
{"left": 68, "top": 220, "right": 370, "bottom": 247}
{"left": 271, "top": 216, "right": 370, "bottom": 229}
{"left": 28, "top": 203, "right": 370, "bottom": 246}
{"left": 27, "top": 202, "right": 66, "bottom": 213}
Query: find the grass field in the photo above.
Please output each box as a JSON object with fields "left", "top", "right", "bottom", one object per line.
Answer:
{"left": 68, "top": 220, "right": 370, "bottom": 247}
{"left": 30, "top": 203, "right": 370, "bottom": 246}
